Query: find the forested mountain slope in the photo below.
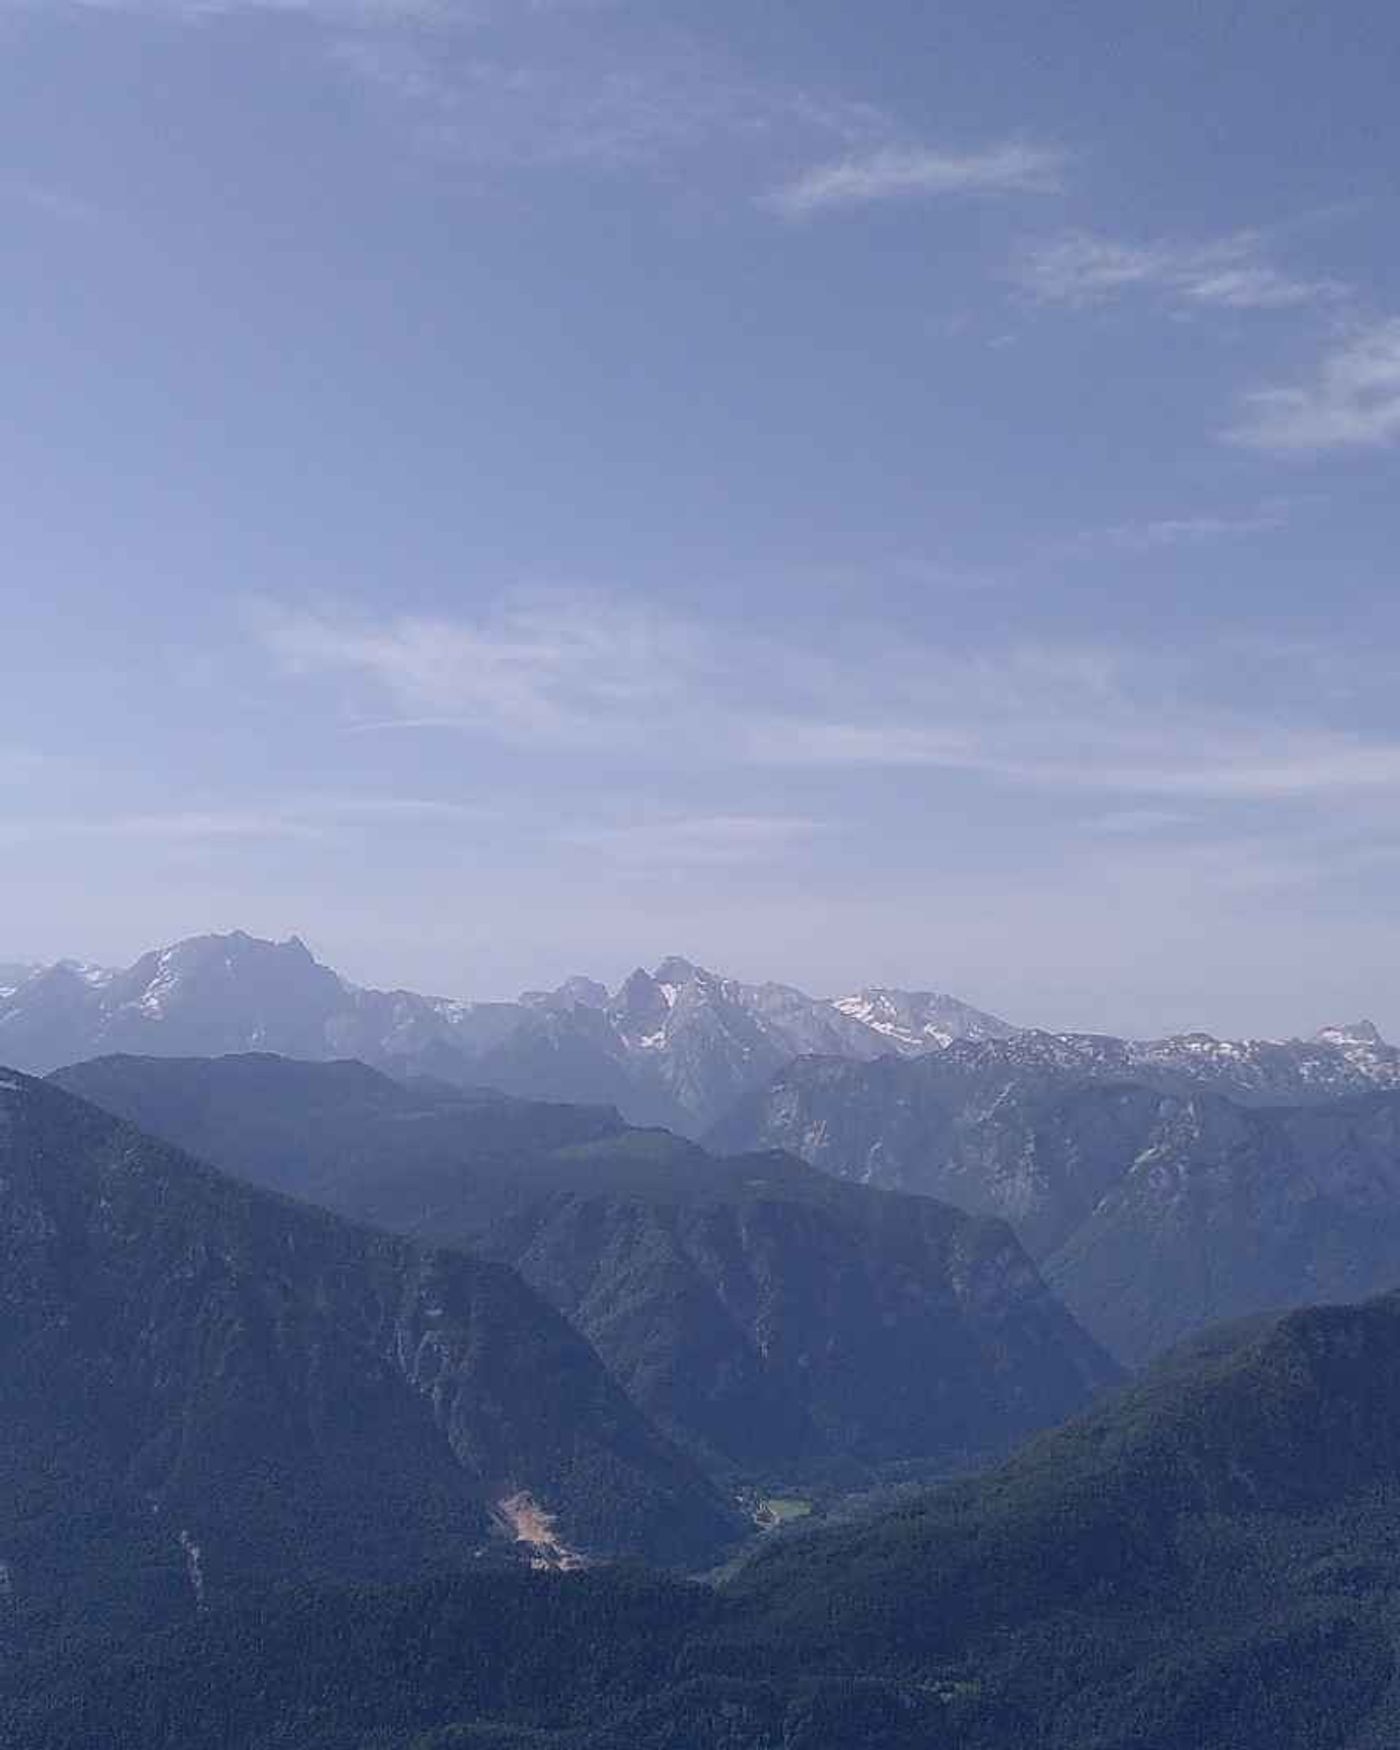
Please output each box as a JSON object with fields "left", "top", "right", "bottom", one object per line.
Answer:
{"left": 52, "top": 1052, "right": 1117, "bottom": 1478}
{"left": 12, "top": 1291, "right": 1400, "bottom": 1749}
{"left": 0, "top": 1065, "right": 740, "bottom": 1659}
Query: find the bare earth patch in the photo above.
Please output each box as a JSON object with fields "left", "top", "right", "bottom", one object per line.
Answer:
{"left": 495, "top": 1492, "right": 589, "bottom": 1571}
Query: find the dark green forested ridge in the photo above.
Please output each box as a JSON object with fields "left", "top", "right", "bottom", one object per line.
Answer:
{"left": 0, "top": 1063, "right": 741, "bottom": 1655}
{"left": 10, "top": 1287, "right": 1400, "bottom": 1748}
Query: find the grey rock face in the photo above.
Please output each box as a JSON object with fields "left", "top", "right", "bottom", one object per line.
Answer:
{"left": 713, "top": 1033, "right": 1400, "bottom": 1367}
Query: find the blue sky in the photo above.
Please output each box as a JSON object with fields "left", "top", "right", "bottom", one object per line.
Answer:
{"left": 3, "top": 0, "right": 1400, "bottom": 1035}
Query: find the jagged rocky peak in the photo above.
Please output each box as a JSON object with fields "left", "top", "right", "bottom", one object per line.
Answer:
{"left": 608, "top": 966, "right": 674, "bottom": 1039}
{"left": 519, "top": 976, "right": 610, "bottom": 1013}
{"left": 652, "top": 955, "right": 705, "bottom": 989}
{"left": 1315, "top": 1019, "right": 1387, "bottom": 1048}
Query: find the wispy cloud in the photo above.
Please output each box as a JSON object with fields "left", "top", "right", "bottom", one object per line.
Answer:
{"left": 1086, "top": 808, "right": 1196, "bottom": 837}
{"left": 32, "top": 0, "right": 885, "bottom": 181}
{"left": 1017, "top": 228, "right": 1341, "bottom": 312}
{"left": 749, "top": 710, "right": 1400, "bottom": 800}
{"left": 0, "top": 795, "right": 484, "bottom": 848}
{"left": 768, "top": 141, "right": 1066, "bottom": 218}
{"left": 1065, "top": 502, "right": 1290, "bottom": 554}
{"left": 561, "top": 813, "right": 823, "bottom": 868}
{"left": 47, "top": 1, "right": 448, "bottom": 18}
{"left": 1226, "top": 318, "right": 1400, "bottom": 452}
{"left": 330, "top": 33, "right": 888, "bottom": 178}
{"left": 0, "top": 810, "right": 309, "bottom": 848}
{"left": 262, "top": 590, "right": 1400, "bottom": 807}
{"left": 263, "top": 592, "right": 708, "bottom": 742}
{"left": 26, "top": 0, "right": 1069, "bottom": 224}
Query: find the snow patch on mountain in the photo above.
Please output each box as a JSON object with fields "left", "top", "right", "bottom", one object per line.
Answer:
{"left": 13, "top": 928, "right": 1397, "bottom": 1141}
{"left": 831, "top": 988, "right": 1017, "bottom": 1052}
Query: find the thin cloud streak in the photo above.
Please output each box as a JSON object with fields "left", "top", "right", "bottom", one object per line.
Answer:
{"left": 769, "top": 142, "right": 1066, "bottom": 217}
{"left": 1017, "top": 229, "right": 1342, "bottom": 312}
{"left": 1064, "top": 503, "right": 1291, "bottom": 554}
{"left": 749, "top": 716, "right": 1400, "bottom": 799}
{"left": 1226, "top": 318, "right": 1400, "bottom": 451}
{"left": 261, "top": 592, "right": 1400, "bottom": 806}
{"left": 265, "top": 594, "right": 705, "bottom": 742}
{"left": 331, "top": 34, "right": 887, "bottom": 176}
{"left": 29, "top": 0, "right": 887, "bottom": 183}
{"left": 33, "top": 1, "right": 449, "bottom": 18}
{"left": 0, "top": 796, "right": 485, "bottom": 849}
{"left": 560, "top": 813, "right": 825, "bottom": 868}
{"left": 20, "top": 0, "right": 1068, "bottom": 229}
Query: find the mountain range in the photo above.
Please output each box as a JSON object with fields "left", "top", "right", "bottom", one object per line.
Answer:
{"left": 50, "top": 1052, "right": 1117, "bottom": 1479}
{"left": 11, "top": 931, "right": 1400, "bottom": 1375}
{"left": 713, "top": 1032, "right": 1400, "bottom": 1363}
{"left": 0, "top": 932, "right": 1014, "bottom": 1132}
{"left": 8, "top": 932, "right": 1397, "bottom": 1141}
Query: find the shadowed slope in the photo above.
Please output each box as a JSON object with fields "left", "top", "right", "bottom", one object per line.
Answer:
{"left": 54, "top": 1053, "right": 1118, "bottom": 1478}
{"left": 0, "top": 1067, "right": 741, "bottom": 1653}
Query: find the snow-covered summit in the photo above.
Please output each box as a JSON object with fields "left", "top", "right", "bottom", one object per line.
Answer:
{"left": 831, "top": 988, "right": 1017, "bottom": 1052}
{"left": 1314, "top": 1020, "right": 1387, "bottom": 1049}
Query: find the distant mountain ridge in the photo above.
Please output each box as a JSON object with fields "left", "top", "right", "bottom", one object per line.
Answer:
{"left": 11, "top": 929, "right": 1396, "bottom": 1137}
{"left": 713, "top": 1033, "right": 1400, "bottom": 1364}
{"left": 0, "top": 931, "right": 1014, "bottom": 1132}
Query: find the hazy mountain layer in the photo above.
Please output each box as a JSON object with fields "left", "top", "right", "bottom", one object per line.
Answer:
{"left": 51, "top": 1052, "right": 1117, "bottom": 1478}
{"left": 9, "top": 931, "right": 1395, "bottom": 1141}
{"left": 0, "top": 931, "right": 1013, "bottom": 1132}
{"left": 712, "top": 1036, "right": 1400, "bottom": 1363}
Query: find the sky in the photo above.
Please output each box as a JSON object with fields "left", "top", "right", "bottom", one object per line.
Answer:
{"left": 2, "top": 0, "right": 1400, "bottom": 1036}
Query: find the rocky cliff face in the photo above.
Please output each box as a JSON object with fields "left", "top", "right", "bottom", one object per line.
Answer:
{"left": 712, "top": 1039, "right": 1400, "bottom": 1365}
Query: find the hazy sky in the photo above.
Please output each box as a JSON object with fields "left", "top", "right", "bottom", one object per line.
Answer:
{"left": 3, "top": 0, "right": 1400, "bottom": 1035}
